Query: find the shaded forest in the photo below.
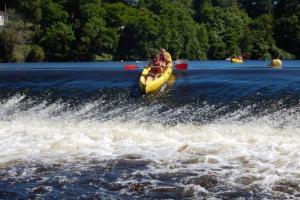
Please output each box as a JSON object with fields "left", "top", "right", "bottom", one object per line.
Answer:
{"left": 0, "top": 0, "right": 299, "bottom": 62}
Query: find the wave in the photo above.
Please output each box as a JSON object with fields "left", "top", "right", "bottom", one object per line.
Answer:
{"left": 0, "top": 93, "right": 299, "bottom": 198}
{"left": 0, "top": 95, "right": 299, "bottom": 167}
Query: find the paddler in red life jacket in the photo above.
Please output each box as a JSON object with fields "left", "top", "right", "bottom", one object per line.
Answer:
{"left": 159, "top": 48, "right": 172, "bottom": 70}
{"left": 146, "top": 54, "right": 164, "bottom": 82}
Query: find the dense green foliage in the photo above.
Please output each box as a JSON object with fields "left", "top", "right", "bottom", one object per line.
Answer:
{"left": 0, "top": 0, "right": 299, "bottom": 61}
{"left": 0, "top": 30, "right": 15, "bottom": 62}
{"left": 274, "top": 0, "right": 300, "bottom": 58}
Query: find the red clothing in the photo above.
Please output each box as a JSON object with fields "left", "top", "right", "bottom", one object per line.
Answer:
{"left": 150, "top": 66, "right": 162, "bottom": 74}
{"left": 160, "top": 54, "right": 166, "bottom": 63}
{"left": 153, "top": 57, "right": 160, "bottom": 66}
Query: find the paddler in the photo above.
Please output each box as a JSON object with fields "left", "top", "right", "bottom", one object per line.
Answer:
{"left": 159, "top": 48, "right": 172, "bottom": 70}
{"left": 146, "top": 54, "right": 163, "bottom": 82}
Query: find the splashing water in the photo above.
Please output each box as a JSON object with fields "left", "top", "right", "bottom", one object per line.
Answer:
{"left": 0, "top": 61, "right": 300, "bottom": 199}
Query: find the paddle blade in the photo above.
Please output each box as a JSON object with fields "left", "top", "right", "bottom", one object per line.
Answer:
{"left": 175, "top": 59, "right": 188, "bottom": 70}
{"left": 124, "top": 64, "right": 138, "bottom": 70}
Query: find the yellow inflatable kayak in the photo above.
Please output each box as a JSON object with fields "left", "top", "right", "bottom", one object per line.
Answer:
{"left": 269, "top": 59, "right": 282, "bottom": 68}
{"left": 231, "top": 58, "right": 243, "bottom": 63}
{"left": 139, "top": 64, "right": 173, "bottom": 94}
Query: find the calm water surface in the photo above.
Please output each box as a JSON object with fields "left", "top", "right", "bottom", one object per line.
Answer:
{"left": 0, "top": 61, "right": 299, "bottom": 199}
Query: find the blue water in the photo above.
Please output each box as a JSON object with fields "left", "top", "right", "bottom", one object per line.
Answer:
{"left": 0, "top": 61, "right": 300, "bottom": 199}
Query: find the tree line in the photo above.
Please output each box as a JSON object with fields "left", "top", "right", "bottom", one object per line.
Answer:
{"left": 0, "top": 0, "right": 299, "bottom": 62}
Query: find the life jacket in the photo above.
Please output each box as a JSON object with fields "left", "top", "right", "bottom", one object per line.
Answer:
{"left": 153, "top": 57, "right": 160, "bottom": 66}
{"left": 160, "top": 52, "right": 172, "bottom": 66}
{"left": 150, "top": 66, "right": 162, "bottom": 74}
{"left": 160, "top": 54, "right": 166, "bottom": 63}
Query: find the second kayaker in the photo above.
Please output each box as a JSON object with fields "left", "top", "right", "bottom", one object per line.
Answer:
{"left": 159, "top": 48, "right": 172, "bottom": 70}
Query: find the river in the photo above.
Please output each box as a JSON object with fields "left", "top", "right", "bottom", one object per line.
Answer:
{"left": 0, "top": 61, "right": 299, "bottom": 199}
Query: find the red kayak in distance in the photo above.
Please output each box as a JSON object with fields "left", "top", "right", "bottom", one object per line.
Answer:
{"left": 175, "top": 59, "right": 188, "bottom": 70}
{"left": 124, "top": 64, "right": 139, "bottom": 70}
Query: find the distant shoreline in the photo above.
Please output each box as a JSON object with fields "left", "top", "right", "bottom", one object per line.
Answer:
{"left": 0, "top": 59, "right": 298, "bottom": 64}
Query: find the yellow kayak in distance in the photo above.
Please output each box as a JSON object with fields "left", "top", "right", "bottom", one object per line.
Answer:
{"left": 269, "top": 59, "right": 282, "bottom": 68}
{"left": 231, "top": 58, "right": 243, "bottom": 63}
{"left": 139, "top": 64, "right": 173, "bottom": 94}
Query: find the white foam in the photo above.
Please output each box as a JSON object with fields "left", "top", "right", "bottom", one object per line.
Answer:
{"left": 0, "top": 96, "right": 299, "bottom": 190}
